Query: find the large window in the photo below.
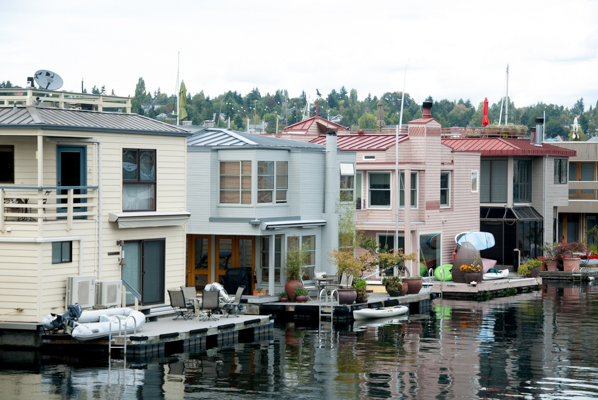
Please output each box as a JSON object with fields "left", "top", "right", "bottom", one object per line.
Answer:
{"left": 0, "top": 145, "right": 14, "bottom": 183}
{"left": 287, "top": 235, "right": 315, "bottom": 280}
{"left": 260, "top": 235, "right": 282, "bottom": 284}
{"left": 340, "top": 163, "right": 355, "bottom": 202}
{"left": 220, "top": 161, "right": 251, "bottom": 204}
{"left": 258, "top": 161, "right": 287, "bottom": 204}
{"left": 513, "top": 160, "right": 532, "bottom": 203}
{"left": 440, "top": 171, "right": 450, "bottom": 207}
{"left": 481, "top": 160, "right": 507, "bottom": 203}
{"left": 368, "top": 172, "right": 391, "bottom": 208}
{"left": 355, "top": 172, "right": 363, "bottom": 210}
{"left": 554, "top": 158, "right": 567, "bottom": 184}
{"left": 123, "top": 149, "right": 156, "bottom": 211}
{"left": 52, "top": 241, "right": 72, "bottom": 264}
{"left": 569, "top": 162, "right": 596, "bottom": 199}
{"left": 400, "top": 172, "right": 418, "bottom": 208}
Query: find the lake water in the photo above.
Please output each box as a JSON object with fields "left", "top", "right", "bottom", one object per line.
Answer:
{"left": 2, "top": 282, "right": 598, "bottom": 399}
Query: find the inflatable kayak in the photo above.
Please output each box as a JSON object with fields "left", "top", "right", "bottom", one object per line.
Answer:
{"left": 42, "top": 307, "right": 145, "bottom": 341}
{"left": 483, "top": 269, "right": 510, "bottom": 280}
{"left": 353, "top": 305, "right": 409, "bottom": 321}
{"left": 434, "top": 264, "right": 453, "bottom": 281}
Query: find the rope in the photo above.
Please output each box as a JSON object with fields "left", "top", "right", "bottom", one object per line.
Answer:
{"left": 1, "top": 310, "right": 19, "bottom": 322}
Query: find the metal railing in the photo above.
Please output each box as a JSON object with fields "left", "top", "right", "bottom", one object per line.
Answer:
{"left": 0, "top": 88, "right": 131, "bottom": 112}
{"left": 440, "top": 126, "right": 527, "bottom": 139}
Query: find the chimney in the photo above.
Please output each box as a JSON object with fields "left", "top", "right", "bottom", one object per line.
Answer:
{"left": 422, "top": 101, "right": 433, "bottom": 119}
{"left": 534, "top": 117, "right": 544, "bottom": 146}
{"left": 530, "top": 127, "right": 536, "bottom": 144}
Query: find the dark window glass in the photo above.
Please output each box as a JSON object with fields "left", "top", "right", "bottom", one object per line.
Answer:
{"left": 52, "top": 241, "right": 72, "bottom": 264}
{"left": 0, "top": 145, "right": 14, "bottom": 183}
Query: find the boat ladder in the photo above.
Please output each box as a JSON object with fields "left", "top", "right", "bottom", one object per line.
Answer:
{"left": 108, "top": 315, "right": 138, "bottom": 358}
{"left": 318, "top": 288, "right": 339, "bottom": 321}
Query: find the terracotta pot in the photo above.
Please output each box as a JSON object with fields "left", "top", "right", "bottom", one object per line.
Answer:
{"left": 335, "top": 288, "right": 357, "bottom": 304}
{"left": 356, "top": 291, "right": 368, "bottom": 303}
{"left": 295, "top": 294, "right": 309, "bottom": 303}
{"left": 563, "top": 257, "right": 580, "bottom": 272}
{"left": 546, "top": 261, "right": 558, "bottom": 271}
{"left": 405, "top": 278, "right": 422, "bottom": 294}
{"left": 285, "top": 280, "right": 303, "bottom": 302}
{"left": 464, "top": 272, "right": 482, "bottom": 284}
{"left": 530, "top": 267, "right": 539, "bottom": 277}
{"left": 399, "top": 282, "right": 409, "bottom": 296}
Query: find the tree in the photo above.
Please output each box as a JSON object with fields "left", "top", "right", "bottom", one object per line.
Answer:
{"left": 358, "top": 113, "right": 376, "bottom": 129}
{"left": 234, "top": 115, "right": 244, "bottom": 130}
{"left": 545, "top": 119, "right": 565, "bottom": 138}
{"left": 349, "top": 89, "right": 358, "bottom": 106}
{"left": 91, "top": 85, "right": 100, "bottom": 94}
{"left": 327, "top": 89, "right": 339, "bottom": 109}
{"left": 131, "top": 77, "right": 150, "bottom": 115}
{"left": 264, "top": 113, "right": 277, "bottom": 133}
{"left": 572, "top": 98, "right": 584, "bottom": 116}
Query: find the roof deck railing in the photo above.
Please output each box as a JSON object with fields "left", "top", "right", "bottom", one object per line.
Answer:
{"left": 440, "top": 126, "right": 527, "bottom": 139}
{"left": 0, "top": 88, "right": 131, "bottom": 113}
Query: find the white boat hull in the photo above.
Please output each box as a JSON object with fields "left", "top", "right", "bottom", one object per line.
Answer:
{"left": 483, "top": 269, "right": 510, "bottom": 280}
{"left": 353, "top": 305, "right": 409, "bottom": 321}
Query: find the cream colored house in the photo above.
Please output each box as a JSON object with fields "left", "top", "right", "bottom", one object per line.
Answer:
{"left": 0, "top": 106, "right": 190, "bottom": 323}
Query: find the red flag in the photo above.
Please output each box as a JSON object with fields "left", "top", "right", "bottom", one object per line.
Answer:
{"left": 482, "top": 98, "right": 489, "bottom": 127}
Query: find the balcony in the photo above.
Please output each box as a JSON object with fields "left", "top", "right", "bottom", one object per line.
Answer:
{"left": 1, "top": 186, "right": 98, "bottom": 232}
{"left": 0, "top": 88, "right": 131, "bottom": 113}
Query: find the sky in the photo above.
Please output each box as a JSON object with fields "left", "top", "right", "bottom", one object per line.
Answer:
{"left": 2, "top": 0, "right": 597, "bottom": 109}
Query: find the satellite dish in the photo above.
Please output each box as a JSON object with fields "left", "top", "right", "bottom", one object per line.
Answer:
{"left": 33, "top": 70, "right": 63, "bottom": 90}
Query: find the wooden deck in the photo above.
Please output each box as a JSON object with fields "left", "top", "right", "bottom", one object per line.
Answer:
{"left": 430, "top": 277, "right": 541, "bottom": 299}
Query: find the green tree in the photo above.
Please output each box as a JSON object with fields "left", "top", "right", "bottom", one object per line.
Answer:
{"left": 234, "top": 115, "right": 244, "bottom": 130}
{"left": 131, "top": 77, "right": 150, "bottom": 115}
{"left": 264, "top": 113, "right": 277, "bottom": 133}
{"left": 349, "top": 89, "right": 358, "bottom": 106}
{"left": 358, "top": 113, "right": 376, "bottom": 129}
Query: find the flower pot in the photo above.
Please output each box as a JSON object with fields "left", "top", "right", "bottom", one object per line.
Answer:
{"left": 405, "top": 278, "right": 422, "bottom": 295}
{"left": 279, "top": 297, "right": 288, "bottom": 302}
{"left": 253, "top": 289, "right": 266, "bottom": 296}
{"left": 285, "top": 280, "right": 303, "bottom": 302}
{"left": 530, "top": 267, "right": 539, "bottom": 277}
{"left": 356, "top": 291, "right": 368, "bottom": 303}
{"left": 563, "top": 257, "right": 580, "bottom": 272}
{"left": 387, "top": 291, "right": 401, "bottom": 297}
{"left": 295, "top": 294, "right": 309, "bottom": 303}
{"left": 546, "top": 261, "right": 558, "bottom": 271}
{"left": 399, "top": 282, "right": 409, "bottom": 296}
{"left": 335, "top": 289, "right": 357, "bottom": 304}
{"left": 464, "top": 272, "right": 482, "bottom": 284}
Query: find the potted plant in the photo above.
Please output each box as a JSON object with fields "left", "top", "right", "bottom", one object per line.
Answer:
{"left": 460, "top": 263, "right": 482, "bottom": 284}
{"left": 541, "top": 242, "right": 560, "bottom": 271}
{"left": 352, "top": 278, "right": 369, "bottom": 303}
{"left": 253, "top": 287, "right": 266, "bottom": 296}
{"left": 328, "top": 249, "right": 364, "bottom": 305}
{"left": 279, "top": 291, "right": 288, "bottom": 302}
{"left": 404, "top": 275, "right": 423, "bottom": 295}
{"left": 285, "top": 245, "right": 308, "bottom": 302}
{"left": 528, "top": 259, "right": 543, "bottom": 277}
{"left": 556, "top": 242, "right": 586, "bottom": 272}
{"left": 294, "top": 288, "right": 309, "bottom": 303}
{"left": 382, "top": 276, "right": 404, "bottom": 296}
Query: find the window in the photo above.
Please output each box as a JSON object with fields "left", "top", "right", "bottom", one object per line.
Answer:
{"left": 123, "top": 149, "right": 156, "bottom": 211}
{"left": 480, "top": 160, "right": 507, "bottom": 203}
{"left": 287, "top": 235, "right": 315, "bottom": 280}
{"left": 220, "top": 161, "right": 251, "bottom": 204}
{"left": 368, "top": 172, "right": 391, "bottom": 208}
{"left": 513, "top": 160, "right": 532, "bottom": 203}
{"left": 440, "top": 171, "right": 450, "bottom": 207}
{"left": 52, "top": 241, "right": 72, "bottom": 264}
{"left": 554, "top": 159, "right": 567, "bottom": 184}
{"left": 0, "top": 145, "right": 14, "bottom": 183}
{"left": 257, "top": 161, "right": 287, "bottom": 204}
{"left": 471, "top": 170, "right": 479, "bottom": 193}
{"left": 363, "top": 155, "right": 376, "bottom": 160}
{"left": 355, "top": 172, "right": 363, "bottom": 210}
{"left": 569, "top": 162, "right": 596, "bottom": 199}
{"left": 420, "top": 233, "right": 441, "bottom": 269}
{"left": 260, "top": 235, "right": 282, "bottom": 283}
{"left": 400, "top": 172, "right": 418, "bottom": 208}
{"left": 340, "top": 163, "right": 355, "bottom": 202}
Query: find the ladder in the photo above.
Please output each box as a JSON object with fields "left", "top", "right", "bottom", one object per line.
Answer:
{"left": 318, "top": 288, "right": 338, "bottom": 321}
{"left": 108, "top": 315, "right": 138, "bottom": 359}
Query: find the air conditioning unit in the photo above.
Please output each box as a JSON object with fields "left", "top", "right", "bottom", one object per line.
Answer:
{"left": 95, "top": 280, "right": 123, "bottom": 307}
{"left": 66, "top": 276, "right": 96, "bottom": 309}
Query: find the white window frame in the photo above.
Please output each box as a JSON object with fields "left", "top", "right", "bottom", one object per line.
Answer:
{"left": 286, "top": 235, "right": 316, "bottom": 281}
{"left": 440, "top": 171, "right": 450, "bottom": 208}
{"left": 367, "top": 171, "right": 392, "bottom": 209}
{"left": 340, "top": 163, "right": 355, "bottom": 203}
{"left": 471, "top": 170, "right": 479, "bottom": 193}
{"left": 257, "top": 161, "right": 288, "bottom": 204}
{"left": 399, "top": 171, "right": 418, "bottom": 209}
{"left": 219, "top": 160, "right": 252, "bottom": 205}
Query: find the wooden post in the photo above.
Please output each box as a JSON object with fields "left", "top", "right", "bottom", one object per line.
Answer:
{"left": 37, "top": 189, "right": 43, "bottom": 227}
{"left": 67, "top": 189, "right": 73, "bottom": 231}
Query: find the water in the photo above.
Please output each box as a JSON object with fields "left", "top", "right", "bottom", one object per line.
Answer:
{"left": 2, "top": 282, "right": 598, "bottom": 399}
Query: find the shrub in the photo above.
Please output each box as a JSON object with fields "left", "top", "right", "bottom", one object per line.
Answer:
{"left": 294, "top": 288, "right": 309, "bottom": 296}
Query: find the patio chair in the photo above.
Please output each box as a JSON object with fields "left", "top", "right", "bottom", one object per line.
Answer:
{"left": 300, "top": 272, "right": 317, "bottom": 301}
{"left": 324, "top": 272, "right": 353, "bottom": 291}
{"left": 168, "top": 289, "right": 192, "bottom": 320}
{"left": 180, "top": 286, "right": 197, "bottom": 314}
{"left": 199, "top": 290, "right": 220, "bottom": 321}
{"left": 222, "top": 285, "right": 246, "bottom": 318}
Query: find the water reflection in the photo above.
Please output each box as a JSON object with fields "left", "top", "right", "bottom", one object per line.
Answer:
{"left": 2, "top": 282, "right": 598, "bottom": 399}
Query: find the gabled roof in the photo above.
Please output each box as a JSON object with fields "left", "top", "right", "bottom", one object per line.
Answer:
{"left": 283, "top": 116, "right": 348, "bottom": 133}
{"left": 310, "top": 134, "right": 409, "bottom": 151}
{"left": 187, "top": 127, "right": 325, "bottom": 149}
{"left": 0, "top": 106, "right": 191, "bottom": 135}
{"left": 441, "top": 138, "right": 576, "bottom": 157}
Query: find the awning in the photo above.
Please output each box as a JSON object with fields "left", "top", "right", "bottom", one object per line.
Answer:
{"left": 109, "top": 211, "right": 191, "bottom": 229}
{"left": 261, "top": 219, "right": 326, "bottom": 230}
{"left": 480, "top": 206, "right": 543, "bottom": 221}
{"left": 340, "top": 163, "right": 355, "bottom": 176}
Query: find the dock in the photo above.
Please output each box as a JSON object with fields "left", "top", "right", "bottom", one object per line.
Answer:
{"left": 430, "top": 277, "right": 541, "bottom": 299}
{"left": 540, "top": 269, "right": 598, "bottom": 281}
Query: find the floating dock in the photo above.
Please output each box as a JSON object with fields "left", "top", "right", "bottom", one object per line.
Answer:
{"left": 430, "top": 277, "right": 541, "bottom": 299}
{"left": 540, "top": 269, "right": 598, "bottom": 281}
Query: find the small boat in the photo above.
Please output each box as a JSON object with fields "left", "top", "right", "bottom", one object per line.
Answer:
{"left": 353, "top": 314, "right": 408, "bottom": 330}
{"left": 42, "top": 307, "right": 145, "bottom": 341}
{"left": 420, "top": 282, "right": 433, "bottom": 294}
{"left": 353, "top": 305, "right": 409, "bottom": 321}
{"left": 483, "top": 269, "right": 510, "bottom": 280}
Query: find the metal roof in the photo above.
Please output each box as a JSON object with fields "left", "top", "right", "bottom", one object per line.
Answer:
{"left": 187, "top": 127, "right": 326, "bottom": 149}
{"left": 0, "top": 106, "right": 191, "bottom": 135}
{"left": 310, "top": 134, "right": 409, "bottom": 151}
{"left": 441, "top": 138, "right": 576, "bottom": 157}
{"left": 282, "top": 116, "right": 348, "bottom": 133}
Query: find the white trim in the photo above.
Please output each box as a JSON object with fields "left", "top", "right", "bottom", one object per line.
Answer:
{"left": 367, "top": 171, "right": 392, "bottom": 209}
{"left": 109, "top": 211, "right": 190, "bottom": 229}
{"left": 340, "top": 163, "right": 355, "bottom": 176}
{"left": 261, "top": 219, "right": 326, "bottom": 230}
{"left": 471, "top": 170, "right": 479, "bottom": 193}
{"left": 440, "top": 171, "right": 451, "bottom": 208}
{"left": 399, "top": 171, "right": 418, "bottom": 209}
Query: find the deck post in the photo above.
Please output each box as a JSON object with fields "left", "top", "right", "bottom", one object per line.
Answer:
{"left": 67, "top": 189, "right": 73, "bottom": 231}
{"left": 0, "top": 189, "right": 4, "bottom": 232}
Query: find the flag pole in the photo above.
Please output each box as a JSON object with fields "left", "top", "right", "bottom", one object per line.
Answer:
{"left": 395, "top": 63, "right": 407, "bottom": 274}
{"left": 176, "top": 51, "right": 180, "bottom": 125}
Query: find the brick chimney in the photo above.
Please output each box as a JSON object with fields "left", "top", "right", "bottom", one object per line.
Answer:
{"left": 422, "top": 101, "right": 433, "bottom": 119}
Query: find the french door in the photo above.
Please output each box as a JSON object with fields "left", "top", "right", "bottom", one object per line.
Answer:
{"left": 122, "top": 239, "right": 165, "bottom": 305}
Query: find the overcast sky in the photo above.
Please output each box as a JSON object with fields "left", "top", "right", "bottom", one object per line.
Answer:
{"left": 2, "top": 0, "right": 597, "bottom": 109}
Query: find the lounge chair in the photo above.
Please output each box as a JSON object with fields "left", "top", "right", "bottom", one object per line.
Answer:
{"left": 222, "top": 285, "right": 246, "bottom": 318}
{"left": 168, "top": 289, "right": 192, "bottom": 320}
{"left": 199, "top": 290, "right": 219, "bottom": 321}
{"left": 180, "top": 286, "right": 197, "bottom": 315}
